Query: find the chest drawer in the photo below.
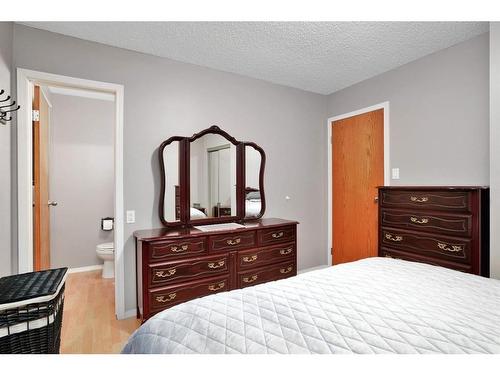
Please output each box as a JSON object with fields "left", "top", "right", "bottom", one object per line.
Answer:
{"left": 148, "top": 254, "right": 229, "bottom": 287}
{"left": 238, "top": 260, "right": 296, "bottom": 289}
{"left": 257, "top": 225, "right": 296, "bottom": 246}
{"left": 237, "top": 243, "right": 295, "bottom": 270}
{"left": 148, "top": 237, "right": 207, "bottom": 262}
{"left": 380, "top": 190, "right": 470, "bottom": 212}
{"left": 209, "top": 231, "right": 256, "bottom": 252}
{"left": 381, "top": 228, "right": 471, "bottom": 264}
{"left": 380, "top": 248, "right": 472, "bottom": 273}
{"left": 149, "top": 275, "right": 229, "bottom": 314}
{"left": 381, "top": 209, "right": 472, "bottom": 237}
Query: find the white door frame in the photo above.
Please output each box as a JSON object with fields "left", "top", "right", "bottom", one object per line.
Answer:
{"left": 16, "top": 68, "right": 127, "bottom": 320}
{"left": 326, "top": 102, "right": 390, "bottom": 265}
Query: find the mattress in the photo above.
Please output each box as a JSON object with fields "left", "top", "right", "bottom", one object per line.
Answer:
{"left": 122, "top": 258, "right": 500, "bottom": 354}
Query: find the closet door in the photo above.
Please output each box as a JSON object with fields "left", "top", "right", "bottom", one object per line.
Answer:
{"left": 331, "top": 109, "right": 384, "bottom": 265}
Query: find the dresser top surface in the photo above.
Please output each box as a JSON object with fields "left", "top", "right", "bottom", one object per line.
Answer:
{"left": 134, "top": 218, "right": 299, "bottom": 241}
{"left": 378, "top": 186, "right": 489, "bottom": 191}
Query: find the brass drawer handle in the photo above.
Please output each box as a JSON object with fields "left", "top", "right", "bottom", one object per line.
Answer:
{"left": 280, "top": 266, "right": 293, "bottom": 274}
{"left": 208, "top": 260, "right": 225, "bottom": 269}
{"left": 410, "top": 216, "right": 429, "bottom": 224}
{"left": 410, "top": 196, "right": 429, "bottom": 203}
{"left": 272, "top": 231, "right": 284, "bottom": 239}
{"left": 155, "top": 268, "right": 176, "bottom": 278}
{"left": 156, "top": 293, "right": 176, "bottom": 303}
{"left": 385, "top": 233, "right": 403, "bottom": 242}
{"left": 242, "top": 255, "right": 258, "bottom": 263}
{"left": 208, "top": 282, "right": 225, "bottom": 291}
{"left": 242, "top": 275, "right": 258, "bottom": 283}
{"left": 171, "top": 244, "right": 189, "bottom": 253}
{"left": 227, "top": 238, "right": 241, "bottom": 246}
{"left": 279, "top": 248, "right": 293, "bottom": 255}
{"left": 437, "top": 242, "right": 463, "bottom": 253}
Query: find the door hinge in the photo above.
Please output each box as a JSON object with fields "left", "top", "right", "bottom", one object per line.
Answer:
{"left": 32, "top": 110, "right": 40, "bottom": 121}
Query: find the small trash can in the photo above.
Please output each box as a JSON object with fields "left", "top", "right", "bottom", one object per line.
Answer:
{"left": 0, "top": 268, "right": 68, "bottom": 354}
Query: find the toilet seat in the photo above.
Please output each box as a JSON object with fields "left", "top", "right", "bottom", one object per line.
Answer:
{"left": 96, "top": 242, "right": 114, "bottom": 254}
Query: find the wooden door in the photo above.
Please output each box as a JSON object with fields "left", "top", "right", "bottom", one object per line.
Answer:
{"left": 33, "top": 85, "right": 51, "bottom": 271}
{"left": 332, "top": 109, "right": 384, "bottom": 265}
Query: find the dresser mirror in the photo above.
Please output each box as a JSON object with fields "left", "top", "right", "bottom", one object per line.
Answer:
{"left": 160, "top": 139, "right": 181, "bottom": 223}
{"left": 244, "top": 144, "right": 265, "bottom": 219}
{"left": 159, "top": 126, "right": 266, "bottom": 227}
{"left": 189, "top": 134, "right": 237, "bottom": 220}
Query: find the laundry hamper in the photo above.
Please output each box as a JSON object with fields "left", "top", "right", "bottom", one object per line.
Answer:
{"left": 0, "top": 268, "right": 67, "bottom": 354}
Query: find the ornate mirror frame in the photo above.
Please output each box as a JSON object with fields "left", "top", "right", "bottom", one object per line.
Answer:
{"left": 159, "top": 125, "right": 266, "bottom": 227}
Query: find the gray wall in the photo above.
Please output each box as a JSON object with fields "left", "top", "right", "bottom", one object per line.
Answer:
{"left": 49, "top": 94, "right": 114, "bottom": 269}
{"left": 490, "top": 23, "right": 500, "bottom": 278}
{"left": 11, "top": 24, "right": 328, "bottom": 312}
{"left": 327, "top": 33, "right": 489, "bottom": 185}
{"left": 0, "top": 22, "right": 12, "bottom": 277}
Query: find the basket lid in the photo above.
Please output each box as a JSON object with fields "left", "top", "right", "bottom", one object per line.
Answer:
{"left": 0, "top": 268, "right": 68, "bottom": 305}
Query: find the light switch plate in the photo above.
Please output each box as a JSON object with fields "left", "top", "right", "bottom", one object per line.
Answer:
{"left": 391, "top": 168, "right": 400, "bottom": 180}
{"left": 126, "top": 210, "right": 135, "bottom": 224}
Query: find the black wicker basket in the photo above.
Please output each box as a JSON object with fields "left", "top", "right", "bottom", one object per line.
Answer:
{"left": 0, "top": 268, "right": 67, "bottom": 354}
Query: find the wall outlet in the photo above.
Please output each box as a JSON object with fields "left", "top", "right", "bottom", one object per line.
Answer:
{"left": 391, "top": 168, "right": 400, "bottom": 180}
{"left": 126, "top": 210, "right": 136, "bottom": 224}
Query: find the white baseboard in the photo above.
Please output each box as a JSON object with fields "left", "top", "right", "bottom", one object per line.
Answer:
{"left": 298, "top": 264, "right": 330, "bottom": 274}
{"left": 67, "top": 264, "right": 103, "bottom": 274}
{"left": 118, "top": 309, "right": 137, "bottom": 320}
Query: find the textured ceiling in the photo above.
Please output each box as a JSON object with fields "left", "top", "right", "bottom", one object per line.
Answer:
{"left": 18, "top": 22, "right": 489, "bottom": 94}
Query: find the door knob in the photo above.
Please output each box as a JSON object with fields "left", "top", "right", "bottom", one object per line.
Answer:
{"left": 374, "top": 196, "right": 379, "bottom": 203}
{"left": 48, "top": 201, "right": 58, "bottom": 207}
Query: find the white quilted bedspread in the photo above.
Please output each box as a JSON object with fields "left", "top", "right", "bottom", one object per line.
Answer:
{"left": 122, "top": 258, "right": 500, "bottom": 354}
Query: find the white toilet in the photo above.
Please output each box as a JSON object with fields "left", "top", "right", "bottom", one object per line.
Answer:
{"left": 96, "top": 242, "right": 115, "bottom": 278}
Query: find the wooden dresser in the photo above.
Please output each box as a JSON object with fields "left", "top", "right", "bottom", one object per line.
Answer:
{"left": 378, "top": 186, "right": 489, "bottom": 276}
{"left": 134, "top": 218, "right": 298, "bottom": 321}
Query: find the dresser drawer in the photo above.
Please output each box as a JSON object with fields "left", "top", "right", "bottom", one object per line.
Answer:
{"left": 149, "top": 275, "right": 229, "bottom": 313}
{"left": 380, "top": 247, "right": 472, "bottom": 273}
{"left": 257, "top": 225, "right": 296, "bottom": 246}
{"left": 381, "top": 228, "right": 471, "bottom": 264}
{"left": 209, "top": 231, "right": 256, "bottom": 252}
{"left": 238, "top": 260, "right": 296, "bottom": 289}
{"left": 381, "top": 209, "right": 472, "bottom": 237}
{"left": 380, "top": 190, "right": 470, "bottom": 212}
{"left": 148, "top": 237, "right": 207, "bottom": 262}
{"left": 237, "top": 243, "right": 295, "bottom": 270}
{"left": 148, "top": 254, "right": 229, "bottom": 287}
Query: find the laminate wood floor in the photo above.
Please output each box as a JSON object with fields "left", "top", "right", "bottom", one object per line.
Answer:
{"left": 60, "top": 270, "right": 140, "bottom": 354}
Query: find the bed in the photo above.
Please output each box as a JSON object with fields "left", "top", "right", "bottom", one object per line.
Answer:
{"left": 122, "top": 257, "right": 500, "bottom": 354}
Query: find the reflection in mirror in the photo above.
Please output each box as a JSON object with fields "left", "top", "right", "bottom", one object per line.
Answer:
{"left": 190, "top": 134, "right": 237, "bottom": 220}
{"left": 162, "top": 141, "right": 180, "bottom": 222}
{"left": 245, "top": 146, "right": 262, "bottom": 219}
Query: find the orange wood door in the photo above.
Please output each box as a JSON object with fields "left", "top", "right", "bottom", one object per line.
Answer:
{"left": 332, "top": 109, "right": 384, "bottom": 265}
{"left": 33, "top": 85, "right": 51, "bottom": 271}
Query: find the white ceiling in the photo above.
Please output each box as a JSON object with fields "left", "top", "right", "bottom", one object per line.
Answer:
{"left": 19, "top": 22, "right": 489, "bottom": 95}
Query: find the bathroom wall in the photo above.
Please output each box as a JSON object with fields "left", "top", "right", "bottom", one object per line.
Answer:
{"left": 0, "top": 22, "right": 12, "bottom": 277}
{"left": 49, "top": 93, "right": 115, "bottom": 269}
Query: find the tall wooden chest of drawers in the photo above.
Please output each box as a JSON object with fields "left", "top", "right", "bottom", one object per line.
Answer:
{"left": 378, "top": 187, "right": 489, "bottom": 276}
{"left": 134, "top": 218, "right": 298, "bottom": 321}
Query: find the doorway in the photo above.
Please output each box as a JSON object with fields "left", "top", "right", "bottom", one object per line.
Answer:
{"left": 16, "top": 69, "right": 127, "bottom": 320}
{"left": 327, "top": 102, "right": 390, "bottom": 266}
{"left": 32, "top": 84, "right": 116, "bottom": 273}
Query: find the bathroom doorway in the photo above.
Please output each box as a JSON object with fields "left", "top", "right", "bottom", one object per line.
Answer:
{"left": 32, "top": 84, "right": 116, "bottom": 275}
{"left": 17, "top": 69, "right": 128, "bottom": 322}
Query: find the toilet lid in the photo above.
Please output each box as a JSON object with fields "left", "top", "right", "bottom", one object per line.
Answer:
{"left": 97, "top": 242, "right": 114, "bottom": 251}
